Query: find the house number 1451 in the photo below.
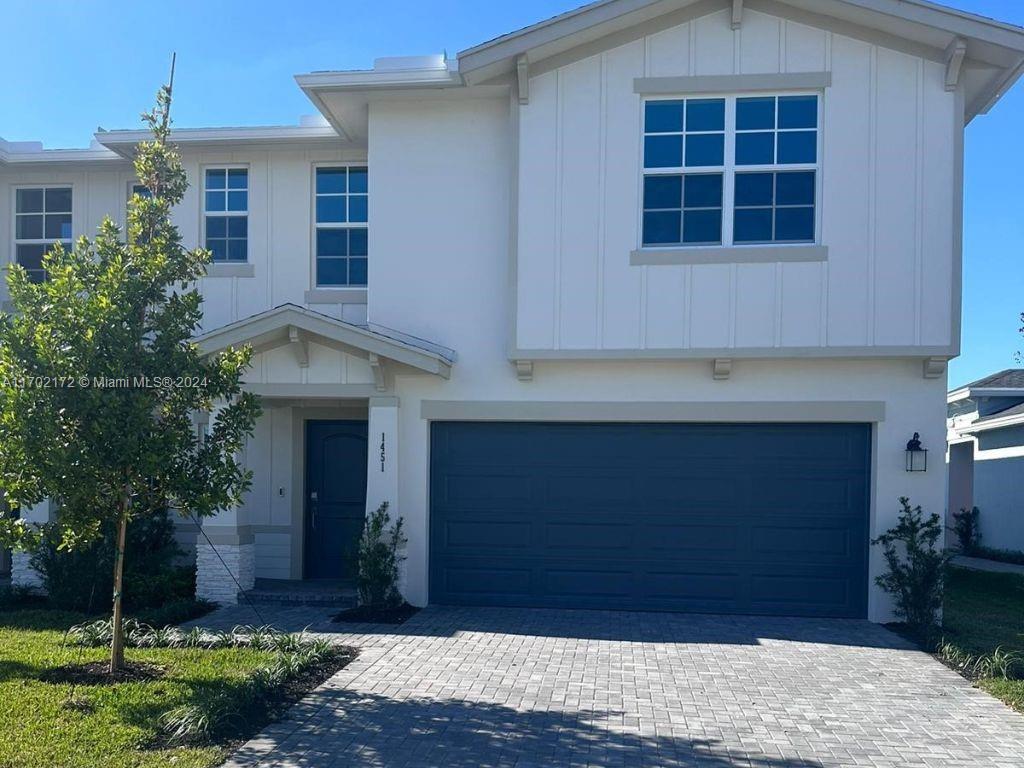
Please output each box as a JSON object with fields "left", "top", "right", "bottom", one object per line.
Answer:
{"left": 380, "top": 432, "right": 386, "bottom": 472}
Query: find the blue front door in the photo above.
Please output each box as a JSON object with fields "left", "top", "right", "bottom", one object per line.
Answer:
{"left": 305, "top": 420, "right": 368, "bottom": 580}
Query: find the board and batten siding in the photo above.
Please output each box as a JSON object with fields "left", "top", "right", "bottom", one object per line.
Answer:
{"left": 515, "top": 7, "right": 957, "bottom": 354}
{"left": 0, "top": 147, "right": 368, "bottom": 330}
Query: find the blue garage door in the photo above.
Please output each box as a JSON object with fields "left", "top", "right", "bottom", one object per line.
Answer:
{"left": 429, "top": 422, "right": 870, "bottom": 618}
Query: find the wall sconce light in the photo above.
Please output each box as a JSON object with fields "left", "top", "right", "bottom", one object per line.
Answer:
{"left": 905, "top": 432, "right": 928, "bottom": 472}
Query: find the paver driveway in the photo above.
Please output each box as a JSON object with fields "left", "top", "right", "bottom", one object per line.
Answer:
{"left": 210, "top": 605, "right": 1024, "bottom": 768}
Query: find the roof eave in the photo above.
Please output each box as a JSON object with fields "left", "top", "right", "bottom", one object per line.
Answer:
{"left": 196, "top": 304, "right": 454, "bottom": 379}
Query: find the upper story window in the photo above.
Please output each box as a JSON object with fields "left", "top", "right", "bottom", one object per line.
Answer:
{"left": 203, "top": 167, "right": 248, "bottom": 262}
{"left": 314, "top": 166, "right": 367, "bottom": 287}
{"left": 14, "top": 186, "right": 72, "bottom": 283}
{"left": 641, "top": 94, "right": 819, "bottom": 248}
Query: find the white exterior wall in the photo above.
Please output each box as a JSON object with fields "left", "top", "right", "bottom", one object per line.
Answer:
{"left": 368, "top": 93, "right": 948, "bottom": 623}
{"left": 0, "top": 146, "right": 369, "bottom": 326}
{"left": 514, "top": 8, "right": 957, "bottom": 355}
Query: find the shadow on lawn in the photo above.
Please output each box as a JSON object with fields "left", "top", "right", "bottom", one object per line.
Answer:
{"left": 228, "top": 688, "right": 827, "bottom": 768}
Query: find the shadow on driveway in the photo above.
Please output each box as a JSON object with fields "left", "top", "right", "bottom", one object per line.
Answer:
{"left": 228, "top": 687, "right": 828, "bottom": 768}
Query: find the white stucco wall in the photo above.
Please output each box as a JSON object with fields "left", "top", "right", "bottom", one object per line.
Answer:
{"left": 366, "top": 92, "right": 948, "bottom": 623}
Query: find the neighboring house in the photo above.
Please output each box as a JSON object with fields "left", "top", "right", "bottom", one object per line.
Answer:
{"left": 3, "top": 0, "right": 1024, "bottom": 623}
{"left": 948, "top": 369, "right": 1024, "bottom": 551}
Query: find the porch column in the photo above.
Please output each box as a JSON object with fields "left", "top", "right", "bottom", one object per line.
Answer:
{"left": 11, "top": 500, "right": 50, "bottom": 590}
{"left": 194, "top": 405, "right": 255, "bottom": 605}
{"left": 366, "top": 396, "right": 400, "bottom": 525}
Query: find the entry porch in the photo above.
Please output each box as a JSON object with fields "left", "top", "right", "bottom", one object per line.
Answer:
{"left": 193, "top": 304, "right": 452, "bottom": 605}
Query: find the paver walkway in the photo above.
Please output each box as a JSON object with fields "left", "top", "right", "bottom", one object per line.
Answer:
{"left": 201, "top": 605, "right": 1024, "bottom": 768}
{"left": 952, "top": 554, "right": 1024, "bottom": 576}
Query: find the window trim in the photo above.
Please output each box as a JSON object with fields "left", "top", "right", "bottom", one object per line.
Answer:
{"left": 637, "top": 91, "right": 823, "bottom": 253}
{"left": 310, "top": 161, "right": 369, "bottom": 290}
{"left": 201, "top": 163, "right": 249, "bottom": 263}
{"left": 11, "top": 183, "right": 75, "bottom": 283}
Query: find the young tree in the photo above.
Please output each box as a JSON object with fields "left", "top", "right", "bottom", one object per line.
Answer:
{"left": 0, "top": 68, "right": 260, "bottom": 671}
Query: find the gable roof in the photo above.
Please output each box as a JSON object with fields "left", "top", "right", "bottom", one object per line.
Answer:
{"left": 196, "top": 304, "right": 454, "bottom": 378}
{"left": 454, "top": 0, "right": 1024, "bottom": 119}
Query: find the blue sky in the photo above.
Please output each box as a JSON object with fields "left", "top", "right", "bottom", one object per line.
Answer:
{"left": 1, "top": 0, "right": 1021, "bottom": 387}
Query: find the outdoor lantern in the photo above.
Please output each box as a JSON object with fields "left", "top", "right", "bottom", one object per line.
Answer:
{"left": 905, "top": 432, "right": 928, "bottom": 472}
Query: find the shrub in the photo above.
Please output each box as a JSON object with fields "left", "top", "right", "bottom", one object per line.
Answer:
{"left": 873, "top": 497, "right": 951, "bottom": 640}
{"left": 356, "top": 502, "right": 407, "bottom": 609}
{"left": 951, "top": 506, "right": 981, "bottom": 553}
{"left": 31, "top": 508, "right": 192, "bottom": 613}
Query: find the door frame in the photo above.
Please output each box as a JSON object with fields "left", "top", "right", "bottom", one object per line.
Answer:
{"left": 302, "top": 418, "right": 369, "bottom": 580}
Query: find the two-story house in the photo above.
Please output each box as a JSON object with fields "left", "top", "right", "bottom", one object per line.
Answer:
{"left": 5, "top": 0, "right": 1024, "bottom": 623}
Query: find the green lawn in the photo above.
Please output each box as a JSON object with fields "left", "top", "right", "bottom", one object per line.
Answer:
{"left": 0, "top": 609, "right": 276, "bottom": 768}
{"left": 942, "top": 566, "right": 1024, "bottom": 712}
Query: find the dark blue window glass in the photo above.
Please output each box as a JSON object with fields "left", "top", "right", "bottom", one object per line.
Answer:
{"left": 777, "top": 131, "right": 816, "bottom": 164}
{"left": 207, "top": 240, "right": 227, "bottom": 261}
{"left": 44, "top": 214, "right": 71, "bottom": 240}
{"left": 348, "top": 258, "right": 368, "bottom": 285}
{"left": 227, "top": 190, "right": 247, "bottom": 212}
{"left": 736, "top": 132, "right": 774, "bottom": 165}
{"left": 776, "top": 171, "right": 815, "bottom": 205}
{"left": 206, "top": 216, "right": 227, "bottom": 238}
{"left": 227, "top": 168, "right": 248, "bottom": 189}
{"left": 16, "top": 189, "right": 44, "bottom": 213}
{"left": 642, "top": 211, "right": 681, "bottom": 246}
{"left": 683, "top": 174, "right": 722, "bottom": 208}
{"left": 205, "top": 169, "right": 226, "bottom": 190}
{"left": 348, "top": 167, "right": 368, "bottom": 194}
{"left": 205, "top": 191, "right": 225, "bottom": 212}
{"left": 734, "top": 208, "right": 773, "bottom": 243}
{"left": 683, "top": 210, "right": 722, "bottom": 244}
{"left": 644, "top": 100, "right": 684, "bottom": 133}
{"left": 685, "top": 133, "right": 723, "bottom": 167}
{"left": 644, "top": 135, "right": 682, "bottom": 168}
{"left": 317, "top": 258, "right": 347, "bottom": 286}
{"left": 316, "top": 168, "right": 346, "bottom": 194}
{"left": 16, "top": 215, "right": 42, "bottom": 240}
{"left": 643, "top": 175, "right": 682, "bottom": 209}
{"left": 349, "top": 195, "right": 368, "bottom": 223}
{"left": 317, "top": 229, "right": 347, "bottom": 257}
{"left": 685, "top": 99, "right": 724, "bottom": 131}
{"left": 775, "top": 207, "right": 815, "bottom": 241}
{"left": 737, "top": 97, "right": 775, "bottom": 130}
{"left": 227, "top": 239, "right": 247, "bottom": 261}
{"left": 46, "top": 188, "right": 72, "bottom": 212}
{"left": 735, "top": 173, "right": 774, "bottom": 206}
{"left": 778, "top": 95, "right": 817, "bottom": 129}
{"left": 349, "top": 229, "right": 368, "bottom": 257}
{"left": 317, "top": 196, "right": 346, "bottom": 223}
{"left": 227, "top": 217, "right": 247, "bottom": 238}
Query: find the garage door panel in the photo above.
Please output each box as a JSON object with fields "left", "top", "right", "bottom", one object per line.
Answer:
{"left": 430, "top": 422, "right": 870, "bottom": 618}
{"left": 751, "top": 522, "right": 861, "bottom": 560}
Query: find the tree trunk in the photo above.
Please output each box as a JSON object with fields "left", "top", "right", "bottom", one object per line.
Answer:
{"left": 109, "top": 499, "right": 130, "bottom": 673}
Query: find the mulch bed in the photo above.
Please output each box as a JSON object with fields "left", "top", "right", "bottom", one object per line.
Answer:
{"left": 332, "top": 604, "right": 420, "bottom": 625}
{"left": 41, "top": 660, "right": 166, "bottom": 685}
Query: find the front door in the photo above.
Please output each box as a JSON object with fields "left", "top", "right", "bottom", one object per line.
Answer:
{"left": 305, "top": 420, "right": 368, "bottom": 580}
